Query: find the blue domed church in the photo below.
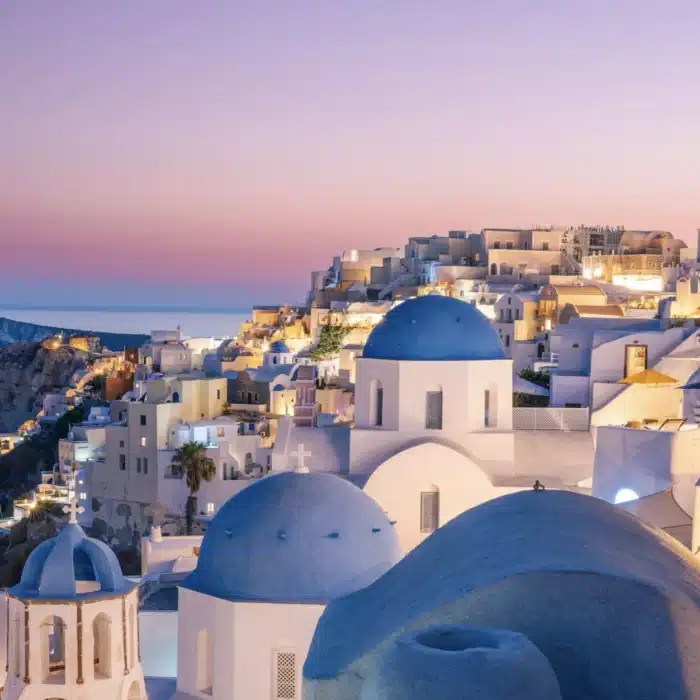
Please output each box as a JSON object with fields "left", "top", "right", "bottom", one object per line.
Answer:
{"left": 172, "top": 468, "right": 400, "bottom": 700}
{"left": 348, "top": 294, "right": 517, "bottom": 553}
{"left": 3, "top": 509, "right": 145, "bottom": 700}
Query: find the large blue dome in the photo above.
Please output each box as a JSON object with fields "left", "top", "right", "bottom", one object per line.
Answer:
{"left": 11, "top": 523, "right": 133, "bottom": 600}
{"left": 364, "top": 296, "right": 505, "bottom": 362}
{"left": 184, "top": 471, "right": 401, "bottom": 603}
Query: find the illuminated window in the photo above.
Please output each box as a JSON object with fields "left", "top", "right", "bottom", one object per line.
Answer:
{"left": 206, "top": 503, "right": 215, "bottom": 514}
{"left": 140, "top": 437, "right": 147, "bottom": 448}
{"left": 420, "top": 489, "right": 440, "bottom": 533}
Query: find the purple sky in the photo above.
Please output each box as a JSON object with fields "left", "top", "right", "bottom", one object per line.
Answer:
{"left": 1, "top": 0, "right": 698, "bottom": 307}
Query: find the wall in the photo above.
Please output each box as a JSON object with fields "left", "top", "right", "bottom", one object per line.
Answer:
{"left": 550, "top": 376, "right": 590, "bottom": 407}
{"left": 140, "top": 610, "right": 178, "bottom": 679}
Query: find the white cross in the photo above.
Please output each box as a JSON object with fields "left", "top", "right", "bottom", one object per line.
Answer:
{"left": 63, "top": 494, "right": 85, "bottom": 524}
{"left": 289, "top": 443, "right": 312, "bottom": 474}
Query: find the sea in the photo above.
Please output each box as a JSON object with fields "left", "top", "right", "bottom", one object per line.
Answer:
{"left": 0, "top": 306, "right": 251, "bottom": 339}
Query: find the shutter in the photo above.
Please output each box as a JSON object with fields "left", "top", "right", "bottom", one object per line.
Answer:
{"left": 420, "top": 491, "right": 440, "bottom": 533}
{"left": 275, "top": 651, "right": 297, "bottom": 700}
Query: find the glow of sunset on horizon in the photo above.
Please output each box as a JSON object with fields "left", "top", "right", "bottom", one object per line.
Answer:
{"left": 0, "top": 1, "right": 698, "bottom": 306}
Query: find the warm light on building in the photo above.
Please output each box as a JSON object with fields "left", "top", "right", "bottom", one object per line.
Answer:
{"left": 611, "top": 275, "right": 663, "bottom": 292}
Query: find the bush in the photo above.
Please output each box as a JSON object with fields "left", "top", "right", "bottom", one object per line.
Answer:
{"left": 310, "top": 323, "right": 352, "bottom": 361}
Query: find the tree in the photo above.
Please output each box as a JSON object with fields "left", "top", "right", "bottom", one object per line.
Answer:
{"left": 170, "top": 442, "right": 216, "bottom": 535}
{"left": 310, "top": 322, "right": 352, "bottom": 361}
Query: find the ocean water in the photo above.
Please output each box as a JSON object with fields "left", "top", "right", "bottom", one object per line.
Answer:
{"left": 0, "top": 307, "right": 251, "bottom": 339}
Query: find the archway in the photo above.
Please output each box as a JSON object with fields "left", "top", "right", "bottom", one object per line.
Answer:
{"left": 41, "top": 615, "right": 66, "bottom": 683}
{"left": 93, "top": 613, "right": 112, "bottom": 678}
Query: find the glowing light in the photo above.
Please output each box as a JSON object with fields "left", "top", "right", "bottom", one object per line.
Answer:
{"left": 614, "top": 488, "right": 639, "bottom": 504}
{"left": 612, "top": 275, "right": 663, "bottom": 292}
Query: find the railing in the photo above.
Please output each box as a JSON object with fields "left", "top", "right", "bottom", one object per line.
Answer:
{"left": 513, "top": 407, "right": 590, "bottom": 431}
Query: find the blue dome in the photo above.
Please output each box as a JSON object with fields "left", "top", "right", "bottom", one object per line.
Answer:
{"left": 364, "top": 296, "right": 505, "bottom": 362}
{"left": 11, "top": 524, "right": 133, "bottom": 600}
{"left": 269, "top": 340, "right": 291, "bottom": 354}
{"left": 184, "top": 472, "right": 401, "bottom": 602}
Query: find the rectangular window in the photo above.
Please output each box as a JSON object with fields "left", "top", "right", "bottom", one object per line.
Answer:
{"left": 542, "top": 241, "right": 549, "bottom": 251}
{"left": 484, "top": 390, "right": 491, "bottom": 427}
{"left": 420, "top": 491, "right": 439, "bottom": 533}
{"left": 80, "top": 492, "right": 87, "bottom": 500}
{"left": 206, "top": 503, "right": 215, "bottom": 515}
{"left": 136, "top": 458, "right": 142, "bottom": 473}
{"left": 505, "top": 335, "right": 510, "bottom": 348}
{"left": 506, "top": 241, "right": 513, "bottom": 249}
{"left": 376, "top": 388, "right": 384, "bottom": 427}
{"left": 624, "top": 344, "right": 647, "bottom": 378}
{"left": 493, "top": 241, "right": 500, "bottom": 249}
{"left": 140, "top": 437, "right": 147, "bottom": 448}
{"left": 119, "top": 454, "right": 126, "bottom": 471}
{"left": 119, "top": 440, "right": 125, "bottom": 448}
{"left": 144, "top": 457, "right": 148, "bottom": 474}
{"left": 217, "top": 427, "right": 225, "bottom": 438}
{"left": 254, "top": 392, "right": 260, "bottom": 402}
{"left": 275, "top": 651, "right": 297, "bottom": 700}
{"left": 425, "top": 391, "right": 443, "bottom": 430}
{"left": 140, "top": 415, "right": 146, "bottom": 426}
{"left": 216, "top": 389, "right": 221, "bottom": 400}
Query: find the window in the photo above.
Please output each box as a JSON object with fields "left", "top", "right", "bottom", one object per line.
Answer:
{"left": 12, "top": 617, "right": 20, "bottom": 677}
{"left": 254, "top": 392, "right": 260, "bottom": 402}
{"left": 507, "top": 309, "right": 512, "bottom": 321}
{"left": 542, "top": 241, "right": 549, "bottom": 251}
{"left": 420, "top": 490, "right": 439, "bottom": 533}
{"left": 371, "top": 381, "right": 384, "bottom": 427}
{"left": 273, "top": 356, "right": 278, "bottom": 364}
{"left": 80, "top": 492, "right": 87, "bottom": 500}
{"left": 119, "top": 454, "right": 126, "bottom": 471}
{"left": 140, "top": 437, "right": 147, "bottom": 448}
{"left": 93, "top": 613, "right": 112, "bottom": 678}
{"left": 499, "top": 309, "right": 504, "bottom": 320}
{"left": 505, "top": 335, "right": 510, "bottom": 348}
{"left": 206, "top": 503, "right": 215, "bottom": 515}
{"left": 624, "top": 344, "right": 647, "bottom": 378}
{"left": 119, "top": 440, "right": 125, "bottom": 448}
{"left": 275, "top": 651, "right": 297, "bottom": 700}
{"left": 216, "top": 427, "right": 225, "bottom": 438}
{"left": 142, "top": 457, "right": 148, "bottom": 474}
{"left": 140, "top": 415, "right": 146, "bottom": 426}
{"left": 506, "top": 241, "right": 513, "bottom": 250}
{"left": 216, "top": 389, "right": 221, "bottom": 400}
{"left": 484, "top": 388, "right": 498, "bottom": 428}
{"left": 493, "top": 241, "right": 500, "bottom": 249}
{"left": 136, "top": 458, "right": 141, "bottom": 473}
{"left": 490, "top": 263, "right": 497, "bottom": 275}
{"left": 425, "top": 390, "right": 443, "bottom": 430}
{"left": 42, "top": 615, "right": 66, "bottom": 682}
{"left": 515, "top": 309, "right": 520, "bottom": 320}
{"left": 196, "top": 629, "right": 213, "bottom": 695}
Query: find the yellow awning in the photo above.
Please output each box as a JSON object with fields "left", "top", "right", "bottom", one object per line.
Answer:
{"left": 618, "top": 369, "right": 678, "bottom": 385}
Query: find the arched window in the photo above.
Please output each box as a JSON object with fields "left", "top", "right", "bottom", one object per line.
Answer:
{"left": 370, "top": 380, "right": 383, "bottom": 427}
{"left": 490, "top": 263, "right": 497, "bottom": 275}
{"left": 420, "top": 486, "right": 440, "bottom": 534}
{"left": 484, "top": 387, "right": 498, "bottom": 428}
{"left": 93, "top": 613, "right": 112, "bottom": 678}
{"left": 171, "top": 391, "right": 180, "bottom": 403}
{"left": 12, "top": 616, "right": 20, "bottom": 678}
{"left": 41, "top": 615, "right": 66, "bottom": 682}
{"left": 197, "top": 629, "right": 213, "bottom": 695}
{"left": 425, "top": 387, "right": 443, "bottom": 430}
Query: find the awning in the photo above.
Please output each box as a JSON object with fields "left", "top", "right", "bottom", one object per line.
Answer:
{"left": 617, "top": 369, "right": 678, "bottom": 385}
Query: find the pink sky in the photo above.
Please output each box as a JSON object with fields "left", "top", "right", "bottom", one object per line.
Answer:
{"left": 1, "top": 0, "right": 698, "bottom": 306}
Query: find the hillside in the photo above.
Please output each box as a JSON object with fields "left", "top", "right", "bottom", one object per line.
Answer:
{"left": 0, "top": 316, "right": 148, "bottom": 350}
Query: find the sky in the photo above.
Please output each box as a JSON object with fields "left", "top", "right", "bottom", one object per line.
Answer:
{"left": 1, "top": 0, "right": 698, "bottom": 307}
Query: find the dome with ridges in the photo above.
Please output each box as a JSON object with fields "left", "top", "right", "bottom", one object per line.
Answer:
{"left": 363, "top": 296, "right": 505, "bottom": 362}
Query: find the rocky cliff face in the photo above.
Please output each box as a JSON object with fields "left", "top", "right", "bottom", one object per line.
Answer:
{"left": 0, "top": 343, "right": 87, "bottom": 432}
{"left": 0, "top": 317, "right": 149, "bottom": 350}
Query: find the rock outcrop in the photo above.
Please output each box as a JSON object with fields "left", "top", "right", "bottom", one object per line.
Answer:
{"left": 0, "top": 343, "right": 86, "bottom": 432}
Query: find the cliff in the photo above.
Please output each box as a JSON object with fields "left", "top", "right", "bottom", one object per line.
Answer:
{"left": 0, "top": 316, "right": 148, "bottom": 350}
{"left": 0, "top": 343, "right": 87, "bottom": 432}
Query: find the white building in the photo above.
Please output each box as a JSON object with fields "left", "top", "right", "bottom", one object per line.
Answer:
{"left": 1, "top": 502, "right": 145, "bottom": 700}
{"left": 171, "top": 468, "right": 401, "bottom": 699}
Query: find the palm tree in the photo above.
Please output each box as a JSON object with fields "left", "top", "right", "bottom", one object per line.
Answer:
{"left": 170, "top": 442, "right": 216, "bottom": 535}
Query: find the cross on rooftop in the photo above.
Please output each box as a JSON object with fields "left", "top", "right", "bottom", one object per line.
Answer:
{"left": 63, "top": 493, "right": 85, "bottom": 524}
{"left": 290, "top": 443, "right": 312, "bottom": 474}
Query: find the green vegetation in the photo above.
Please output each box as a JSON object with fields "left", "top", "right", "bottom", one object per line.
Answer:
{"left": 170, "top": 441, "right": 217, "bottom": 535}
{"left": 85, "top": 374, "right": 106, "bottom": 398}
{"left": 310, "top": 322, "right": 352, "bottom": 361}
{"left": 518, "top": 368, "right": 551, "bottom": 390}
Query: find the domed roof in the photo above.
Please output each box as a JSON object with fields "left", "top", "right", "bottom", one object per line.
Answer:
{"left": 682, "top": 368, "right": 700, "bottom": 390}
{"left": 184, "top": 471, "right": 401, "bottom": 603}
{"left": 11, "top": 523, "right": 133, "bottom": 600}
{"left": 363, "top": 296, "right": 505, "bottom": 362}
{"left": 269, "top": 340, "right": 291, "bottom": 354}
{"left": 305, "top": 490, "right": 700, "bottom": 699}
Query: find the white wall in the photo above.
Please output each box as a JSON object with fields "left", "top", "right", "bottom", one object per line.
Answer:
{"left": 140, "top": 611, "right": 178, "bottom": 679}
{"left": 550, "top": 375, "right": 590, "bottom": 407}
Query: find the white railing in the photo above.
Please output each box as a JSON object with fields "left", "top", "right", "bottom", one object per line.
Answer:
{"left": 514, "top": 407, "right": 590, "bottom": 431}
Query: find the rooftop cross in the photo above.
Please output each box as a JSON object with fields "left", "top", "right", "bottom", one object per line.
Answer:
{"left": 63, "top": 493, "right": 85, "bottom": 524}
{"left": 290, "top": 443, "right": 312, "bottom": 474}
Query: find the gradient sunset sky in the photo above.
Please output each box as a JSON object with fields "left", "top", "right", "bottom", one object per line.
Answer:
{"left": 1, "top": 1, "right": 698, "bottom": 307}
